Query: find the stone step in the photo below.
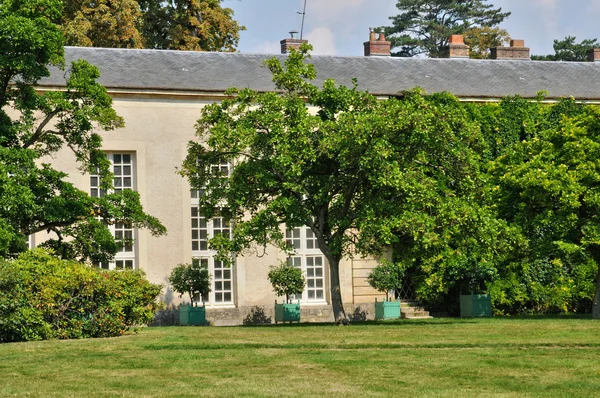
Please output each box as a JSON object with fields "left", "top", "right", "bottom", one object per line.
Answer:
{"left": 402, "top": 310, "right": 430, "bottom": 316}
{"left": 400, "top": 301, "right": 432, "bottom": 319}
{"left": 402, "top": 315, "right": 434, "bottom": 320}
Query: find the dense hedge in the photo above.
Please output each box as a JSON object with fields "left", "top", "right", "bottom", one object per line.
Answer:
{"left": 0, "top": 249, "right": 162, "bottom": 342}
{"left": 400, "top": 96, "right": 597, "bottom": 316}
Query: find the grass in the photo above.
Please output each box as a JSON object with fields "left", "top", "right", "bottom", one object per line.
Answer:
{"left": 1, "top": 317, "right": 600, "bottom": 397}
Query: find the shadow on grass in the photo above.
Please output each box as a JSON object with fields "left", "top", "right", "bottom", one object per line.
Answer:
{"left": 245, "top": 318, "right": 476, "bottom": 328}
{"left": 241, "top": 313, "right": 594, "bottom": 328}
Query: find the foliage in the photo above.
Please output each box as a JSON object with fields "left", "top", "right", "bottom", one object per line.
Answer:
{"left": 489, "top": 257, "right": 596, "bottom": 315}
{"left": 242, "top": 306, "right": 272, "bottom": 325}
{"left": 168, "top": 261, "right": 211, "bottom": 305}
{"left": 463, "top": 26, "right": 509, "bottom": 59}
{"left": 181, "top": 45, "right": 491, "bottom": 320}
{"left": 267, "top": 263, "right": 305, "bottom": 303}
{"left": 489, "top": 106, "right": 600, "bottom": 318}
{"left": 0, "top": 249, "right": 162, "bottom": 342}
{"left": 139, "top": 0, "right": 246, "bottom": 51}
{"left": 61, "top": 0, "right": 245, "bottom": 51}
{"left": 381, "top": 0, "right": 510, "bottom": 57}
{"left": 367, "top": 261, "right": 404, "bottom": 301}
{"left": 61, "top": 0, "right": 144, "bottom": 48}
{"left": 532, "top": 36, "right": 599, "bottom": 62}
{"left": 0, "top": 0, "right": 166, "bottom": 261}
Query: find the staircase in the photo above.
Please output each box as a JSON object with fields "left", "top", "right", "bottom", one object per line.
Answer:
{"left": 401, "top": 301, "right": 433, "bottom": 319}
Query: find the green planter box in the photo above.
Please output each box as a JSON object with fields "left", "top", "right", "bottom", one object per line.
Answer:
{"left": 374, "top": 300, "right": 401, "bottom": 320}
{"left": 179, "top": 304, "right": 207, "bottom": 326}
{"left": 460, "top": 294, "right": 492, "bottom": 317}
{"left": 274, "top": 301, "right": 301, "bottom": 323}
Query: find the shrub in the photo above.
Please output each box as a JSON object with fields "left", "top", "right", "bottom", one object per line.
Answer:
{"left": 0, "top": 249, "right": 162, "bottom": 342}
{"left": 267, "top": 262, "right": 305, "bottom": 303}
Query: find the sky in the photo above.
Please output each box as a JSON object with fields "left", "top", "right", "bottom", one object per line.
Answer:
{"left": 227, "top": 0, "right": 600, "bottom": 57}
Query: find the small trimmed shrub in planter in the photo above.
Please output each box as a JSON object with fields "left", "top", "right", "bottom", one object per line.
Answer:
{"left": 367, "top": 261, "right": 404, "bottom": 320}
{"left": 169, "top": 261, "right": 211, "bottom": 326}
{"left": 268, "top": 262, "right": 305, "bottom": 323}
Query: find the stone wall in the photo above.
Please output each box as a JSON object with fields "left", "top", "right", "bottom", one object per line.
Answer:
{"left": 151, "top": 302, "right": 378, "bottom": 326}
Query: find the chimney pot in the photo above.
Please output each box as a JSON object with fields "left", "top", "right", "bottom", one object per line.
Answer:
{"left": 364, "top": 28, "right": 391, "bottom": 56}
{"left": 369, "top": 27, "right": 377, "bottom": 41}
{"left": 280, "top": 31, "right": 307, "bottom": 54}
{"left": 449, "top": 34, "right": 465, "bottom": 45}
{"left": 510, "top": 39, "right": 525, "bottom": 48}
{"left": 444, "top": 34, "right": 469, "bottom": 58}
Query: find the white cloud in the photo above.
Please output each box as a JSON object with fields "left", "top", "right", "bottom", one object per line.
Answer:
{"left": 252, "top": 41, "right": 281, "bottom": 55}
{"left": 305, "top": 27, "right": 337, "bottom": 55}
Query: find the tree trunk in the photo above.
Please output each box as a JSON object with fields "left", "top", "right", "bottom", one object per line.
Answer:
{"left": 328, "top": 256, "right": 347, "bottom": 322}
{"left": 593, "top": 264, "right": 600, "bottom": 319}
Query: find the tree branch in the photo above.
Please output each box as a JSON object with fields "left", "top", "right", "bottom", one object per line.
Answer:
{"left": 22, "top": 110, "right": 60, "bottom": 149}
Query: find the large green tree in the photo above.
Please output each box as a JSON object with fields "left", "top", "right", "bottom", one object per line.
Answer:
{"left": 181, "top": 45, "right": 487, "bottom": 321}
{"left": 531, "top": 36, "right": 599, "bottom": 62}
{"left": 0, "top": 0, "right": 165, "bottom": 262}
{"left": 382, "top": 0, "right": 510, "bottom": 58}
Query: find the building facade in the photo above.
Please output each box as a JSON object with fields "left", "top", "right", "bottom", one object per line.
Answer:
{"left": 33, "top": 35, "right": 600, "bottom": 324}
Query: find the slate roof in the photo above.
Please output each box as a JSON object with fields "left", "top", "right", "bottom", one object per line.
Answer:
{"left": 39, "top": 46, "right": 600, "bottom": 100}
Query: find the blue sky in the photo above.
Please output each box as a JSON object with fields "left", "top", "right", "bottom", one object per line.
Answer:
{"left": 227, "top": 0, "right": 600, "bottom": 57}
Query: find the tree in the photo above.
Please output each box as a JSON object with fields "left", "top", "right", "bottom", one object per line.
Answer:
{"left": 181, "top": 45, "right": 486, "bottom": 321}
{"left": 267, "top": 263, "right": 306, "bottom": 304}
{"left": 140, "top": 0, "right": 246, "bottom": 51}
{"left": 168, "top": 261, "right": 211, "bottom": 305}
{"left": 489, "top": 106, "right": 600, "bottom": 318}
{"left": 0, "top": 0, "right": 165, "bottom": 261}
{"left": 61, "top": 0, "right": 144, "bottom": 48}
{"left": 61, "top": 0, "right": 246, "bottom": 51}
{"left": 382, "top": 0, "right": 510, "bottom": 58}
{"left": 367, "top": 261, "right": 404, "bottom": 301}
{"left": 531, "top": 36, "right": 599, "bottom": 62}
{"left": 463, "top": 26, "right": 509, "bottom": 59}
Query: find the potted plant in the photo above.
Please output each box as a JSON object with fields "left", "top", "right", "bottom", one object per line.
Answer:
{"left": 169, "top": 261, "right": 211, "bottom": 326}
{"left": 367, "top": 261, "right": 404, "bottom": 320}
{"left": 268, "top": 262, "right": 305, "bottom": 323}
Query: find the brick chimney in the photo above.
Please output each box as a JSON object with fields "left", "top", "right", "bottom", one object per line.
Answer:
{"left": 443, "top": 34, "right": 469, "bottom": 58}
{"left": 491, "top": 39, "right": 530, "bottom": 60}
{"left": 364, "top": 28, "right": 391, "bottom": 56}
{"left": 587, "top": 48, "right": 600, "bottom": 62}
{"left": 280, "top": 30, "right": 308, "bottom": 54}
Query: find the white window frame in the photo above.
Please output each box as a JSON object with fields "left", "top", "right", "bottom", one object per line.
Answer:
{"left": 190, "top": 160, "right": 235, "bottom": 307}
{"left": 286, "top": 227, "right": 327, "bottom": 304}
{"left": 90, "top": 152, "right": 137, "bottom": 270}
{"left": 190, "top": 213, "right": 235, "bottom": 307}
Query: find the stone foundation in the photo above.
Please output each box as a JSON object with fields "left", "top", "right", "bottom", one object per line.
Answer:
{"left": 151, "top": 302, "right": 378, "bottom": 326}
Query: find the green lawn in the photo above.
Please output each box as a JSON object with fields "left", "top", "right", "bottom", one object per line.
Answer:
{"left": 1, "top": 317, "right": 599, "bottom": 397}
